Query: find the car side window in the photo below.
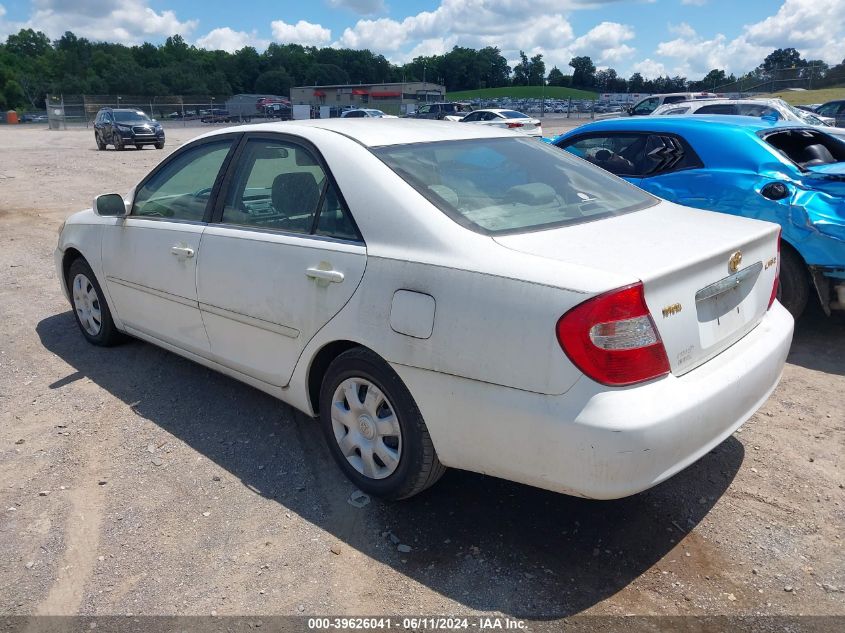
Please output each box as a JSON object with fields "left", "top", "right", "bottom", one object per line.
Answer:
{"left": 663, "top": 96, "right": 686, "bottom": 105}
{"left": 462, "top": 112, "right": 480, "bottom": 122}
{"left": 132, "top": 139, "right": 233, "bottom": 221}
{"left": 696, "top": 104, "right": 737, "bottom": 115}
{"left": 221, "top": 138, "right": 359, "bottom": 240}
{"left": 816, "top": 103, "right": 839, "bottom": 116}
{"left": 417, "top": 105, "right": 430, "bottom": 115}
{"left": 561, "top": 135, "right": 648, "bottom": 176}
{"left": 632, "top": 98, "right": 659, "bottom": 115}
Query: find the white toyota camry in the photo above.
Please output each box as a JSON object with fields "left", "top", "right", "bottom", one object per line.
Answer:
{"left": 55, "top": 119, "right": 794, "bottom": 500}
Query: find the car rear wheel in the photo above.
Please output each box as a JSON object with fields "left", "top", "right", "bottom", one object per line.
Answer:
{"left": 777, "top": 247, "right": 810, "bottom": 318}
{"left": 67, "top": 258, "right": 123, "bottom": 346}
{"left": 319, "top": 347, "right": 445, "bottom": 500}
{"left": 135, "top": 144, "right": 143, "bottom": 150}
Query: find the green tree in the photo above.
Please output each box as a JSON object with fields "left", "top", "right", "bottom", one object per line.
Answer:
{"left": 254, "top": 69, "right": 293, "bottom": 95}
{"left": 569, "top": 56, "right": 595, "bottom": 89}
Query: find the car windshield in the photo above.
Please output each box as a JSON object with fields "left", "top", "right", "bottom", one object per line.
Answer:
{"left": 373, "top": 137, "right": 656, "bottom": 235}
{"left": 364, "top": 110, "right": 384, "bottom": 116}
{"left": 500, "top": 111, "right": 529, "bottom": 119}
{"left": 113, "top": 111, "right": 152, "bottom": 123}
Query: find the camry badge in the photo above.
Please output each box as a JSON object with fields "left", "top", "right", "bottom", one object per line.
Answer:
{"left": 728, "top": 251, "right": 743, "bottom": 274}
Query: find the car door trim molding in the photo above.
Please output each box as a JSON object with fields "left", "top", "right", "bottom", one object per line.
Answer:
{"left": 105, "top": 276, "right": 197, "bottom": 308}
{"left": 198, "top": 302, "right": 300, "bottom": 339}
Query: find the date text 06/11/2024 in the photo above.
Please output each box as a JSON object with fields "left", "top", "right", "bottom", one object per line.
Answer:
{"left": 307, "top": 617, "right": 528, "bottom": 630}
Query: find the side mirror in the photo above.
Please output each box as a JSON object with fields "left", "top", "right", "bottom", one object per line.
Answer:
{"left": 94, "top": 193, "right": 128, "bottom": 217}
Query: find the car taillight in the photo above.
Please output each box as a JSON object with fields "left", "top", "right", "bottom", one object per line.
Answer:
{"left": 556, "top": 282, "right": 670, "bottom": 386}
{"left": 768, "top": 229, "right": 781, "bottom": 310}
{"left": 507, "top": 122, "right": 524, "bottom": 128}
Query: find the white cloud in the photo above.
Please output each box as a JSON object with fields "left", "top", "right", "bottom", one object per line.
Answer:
{"left": 270, "top": 19, "right": 332, "bottom": 46}
{"left": 334, "top": 0, "right": 637, "bottom": 74}
{"left": 681, "top": 0, "right": 707, "bottom": 6}
{"left": 631, "top": 57, "right": 667, "bottom": 78}
{"left": 653, "top": 0, "right": 845, "bottom": 77}
{"left": 570, "top": 21, "right": 636, "bottom": 64}
{"left": 196, "top": 27, "right": 269, "bottom": 53}
{"left": 327, "top": 0, "right": 386, "bottom": 15}
{"left": 21, "top": 0, "right": 196, "bottom": 42}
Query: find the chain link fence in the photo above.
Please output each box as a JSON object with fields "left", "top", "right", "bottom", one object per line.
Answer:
{"left": 44, "top": 94, "right": 262, "bottom": 129}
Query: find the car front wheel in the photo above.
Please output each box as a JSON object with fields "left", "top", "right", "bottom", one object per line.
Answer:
{"left": 67, "top": 258, "right": 123, "bottom": 346}
{"left": 113, "top": 133, "right": 125, "bottom": 151}
{"left": 95, "top": 134, "right": 106, "bottom": 150}
{"left": 319, "top": 348, "right": 445, "bottom": 500}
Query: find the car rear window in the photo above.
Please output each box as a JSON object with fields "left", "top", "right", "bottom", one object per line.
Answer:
{"left": 501, "top": 111, "right": 529, "bottom": 119}
{"left": 762, "top": 128, "right": 845, "bottom": 168}
{"left": 373, "top": 137, "right": 656, "bottom": 235}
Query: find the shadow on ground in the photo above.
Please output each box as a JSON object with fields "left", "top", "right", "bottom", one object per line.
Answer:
{"left": 38, "top": 311, "right": 745, "bottom": 618}
{"left": 787, "top": 302, "right": 845, "bottom": 376}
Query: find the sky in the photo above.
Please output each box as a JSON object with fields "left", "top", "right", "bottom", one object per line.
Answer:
{"left": 1, "top": 0, "right": 843, "bottom": 79}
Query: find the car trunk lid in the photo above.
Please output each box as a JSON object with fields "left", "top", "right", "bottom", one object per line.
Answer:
{"left": 495, "top": 201, "right": 781, "bottom": 377}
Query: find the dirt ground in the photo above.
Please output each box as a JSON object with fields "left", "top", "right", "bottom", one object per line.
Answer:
{"left": 0, "top": 122, "right": 843, "bottom": 621}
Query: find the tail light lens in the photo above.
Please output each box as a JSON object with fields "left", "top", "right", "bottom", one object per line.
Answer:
{"left": 506, "top": 122, "right": 524, "bottom": 128}
{"left": 556, "top": 282, "right": 670, "bottom": 386}
{"left": 768, "top": 229, "right": 781, "bottom": 310}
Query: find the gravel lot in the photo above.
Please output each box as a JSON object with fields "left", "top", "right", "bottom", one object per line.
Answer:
{"left": 0, "top": 122, "right": 843, "bottom": 620}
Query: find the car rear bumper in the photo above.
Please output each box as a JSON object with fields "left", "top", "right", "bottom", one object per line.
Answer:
{"left": 393, "top": 301, "right": 793, "bottom": 499}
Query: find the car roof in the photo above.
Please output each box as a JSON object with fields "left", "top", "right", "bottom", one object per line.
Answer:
{"left": 658, "top": 98, "right": 781, "bottom": 108}
{"left": 200, "top": 118, "right": 515, "bottom": 147}
{"left": 561, "top": 115, "right": 809, "bottom": 136}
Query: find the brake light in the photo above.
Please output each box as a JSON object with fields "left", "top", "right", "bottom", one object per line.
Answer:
{"left": 768, "top": 229, "right": 781, "bottom": 310}
{"left": 556, "top": 282, "right": 670, "bottom": 386}
{"left": 506, "top": 122, "right": 524, "bottom": 128}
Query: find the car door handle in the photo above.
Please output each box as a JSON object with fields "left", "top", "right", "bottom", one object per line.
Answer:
{"left": 171, "top": 245, "right": 195, "bottom": 258}
{"left": 305, "top": 267, "right": 344, "bottom": 284}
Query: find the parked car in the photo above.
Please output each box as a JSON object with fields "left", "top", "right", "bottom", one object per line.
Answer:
{"left": 601, "top": 92, "right": 718, "bottom": 118}
{"left": 405, "top": 102, "right": 473, "bottom": 121}
{"left": 93, "top": 108, "right": 165, "bottom": 150}
{"left": 20, "top": 112, "right": 48, "bottom": 123}
{"left": 457, "top": 109, "right": 543, "bottom": 137}
{"left": 652, "top": 98, "right": 840, "bottom": 131}
{"left": 552, "top": 116, "right": 845, "bottom": 317}
{"left": 340, "top": 109, "right": 397, "bottom": 119}
{"left": 201, "top": 109, "right": 232, "bottom": 123}
{"left": 56, "top": 119, "right": 792, "bottom": 500}
{"left": 815, "top": 100, "right": 845, "bottom": 127}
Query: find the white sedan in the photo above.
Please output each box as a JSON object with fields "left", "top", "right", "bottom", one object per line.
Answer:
{"left": 458, "top": 109, "right": 543, "bottom": 137}
{"left": 56, "top": 119, "right": 793, "bottom": 500}
{"left": 340, "top": 108, "right": 397, "bottom": 119}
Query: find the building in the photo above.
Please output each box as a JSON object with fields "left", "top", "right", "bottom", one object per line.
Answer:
{"left": 289, "top": 82, "right": 445, "bottom": 116}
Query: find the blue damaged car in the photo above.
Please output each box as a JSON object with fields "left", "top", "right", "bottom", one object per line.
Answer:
{"left": 551, "top": 116, "right": 845, "bottom": 318}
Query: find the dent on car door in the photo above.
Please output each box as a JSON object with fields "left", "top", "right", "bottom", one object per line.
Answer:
{"left": 196, "top": 136, "right": 366, "bottom": 387}
{"left": 100, "top": 137, "right": 237, "bottom": 355}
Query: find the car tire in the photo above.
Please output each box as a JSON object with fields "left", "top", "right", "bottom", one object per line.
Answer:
{"left": 113, "top": 134, "right": 124, "bottom": 151}
{"left": 95, "top": 134, "right": 106, "bottom": 150}
{"left": 319, "top": 347, "right": 446, "bottom": 500}
{"left": 66, "top": 258, "right": 123, "bottom": 346}
{"left": 777, "top": 246, "right": 810, "bottom": 318}
{"left": 155, "top": 142, "right": 165, "bottom": 150}
{"left": 135, "top": 144, "right": 143, "bottom": 150}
